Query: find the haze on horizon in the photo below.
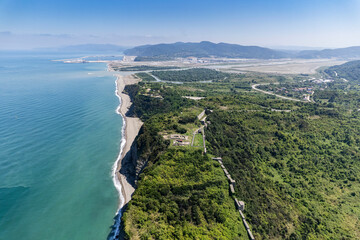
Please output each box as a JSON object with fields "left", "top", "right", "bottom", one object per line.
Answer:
{"left": 1, "top": 0, "right": 360, "bottom": 50}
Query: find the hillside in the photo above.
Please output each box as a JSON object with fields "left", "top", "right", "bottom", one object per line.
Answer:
{"left": 115, "top": 68, "right": 360, "bottom": 239}
{"left": 120, "top": 84, "right": 249, "bottom": 239}
{"left": 324, "top": 60, "right": 360, "bottom": 82}
{"left": 298, "top": 46, "right": 360, "bottom": 59}
{"left": 123, "top": 41, "right": 290, "bottom": 60}
{"left": 206, "top": 105, "right": 360, "bottom": 239}
{"left": 124, "top": 42, "right": 360, "bottom": 60}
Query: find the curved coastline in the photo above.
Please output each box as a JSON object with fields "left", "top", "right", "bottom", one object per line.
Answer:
{"left": 109, "top": 66, "right": 143, "bottom": 238}
{"left": 109, "top": 78, "right": 127, "bottom": 239}
{"left": 113, "top": 76, "right": 127, "bottom": 209}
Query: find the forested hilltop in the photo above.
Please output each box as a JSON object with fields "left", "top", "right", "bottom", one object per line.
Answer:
{"left": 119, "top": 68, "right": 360, "bottom": 239}
{"left": 325, "top": 60, "right": 360, "bottom": 82}
{"left": 298, "top": 46, "right": 360, "bottom": 59}
{"left": 124, "top": 41, "right": 290, "bottom": 60}
{"left": 123, "top": 41, "right": 360, "bottom": 61}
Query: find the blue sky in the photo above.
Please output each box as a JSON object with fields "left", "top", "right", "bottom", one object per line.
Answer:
{"left": 0, "top": 0, "right": 360, "bottom": 49}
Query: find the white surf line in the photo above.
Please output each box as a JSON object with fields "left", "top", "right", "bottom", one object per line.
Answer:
{"left": 109, "top": 71, "right": 127, "bottom": 239}
{"left": 113, "top": 77, "right": 126, "bottom": 210}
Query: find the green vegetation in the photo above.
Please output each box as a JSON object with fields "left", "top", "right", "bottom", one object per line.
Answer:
{"left": 122, "top": 82, "right": 248, "bottom": 239}
{"left": 124, "top": 41, "right": 289, "bottom": 59}
{"left": 124, "top": 42, "right": 360, "bottom": 60}
{"left": 206, "top": 103, "right": 360, "bottom": 239}
{"left": 151, "top": 68, "right": 229, "bottom": 82}
{"left": 115, "top": 65, "right": 180, "bottom": 71}
{"left": 122, "top": 67, "right": 360, "bottom": 239}
{"left": 325, "top": 60, "right": 360, "bottom": 83}
{"left": 298, "top": 46, "right": 360, "bottom": 59}
{"left": 125, "top": 83, "right": 193, "bottom": 120}
{"left": 135, "top": 72, "right": 157, "bottom": 82}
{"left": 123, "top": 149, "right": 248, "bottom": 239}
{"left": 134, "top": 56, "right": 175, "bottom": 62}
{"left": 193, "top": 133, "right": 203, "bottom": 147}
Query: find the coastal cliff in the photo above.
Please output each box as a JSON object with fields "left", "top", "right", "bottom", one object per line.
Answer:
{"left": 108, "top": 74, "right": 143, "bottom": 240}
{"left": 114, "top": 74, "right": 143, "bottom": 205}
{"left": 118, "top": 129, "right": 150, "bottom": 185}
{"left": 110, "top": 74, "right": 169, "bottom": 239}
{"left": 116, "top": 78, "right": 249, "bottom": 239}
{"left": 120, "top": 84, "right": 166, "bottom": 181}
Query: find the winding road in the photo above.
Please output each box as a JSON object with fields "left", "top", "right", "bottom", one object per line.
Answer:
{"left": 252, "top": 84, "right": 310, "bottom": 102}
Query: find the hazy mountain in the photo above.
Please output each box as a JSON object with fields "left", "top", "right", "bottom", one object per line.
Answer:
{"left": 297, "top": 46, "right": 360, "bottom": 59}
{"left": 325, "top": 60, "right": 360, "bottom": 82}
{"left": 124, "top": 41, "right": 290, "bottom": 60}
{"left": 124, "top": 42, "right": 360, "bottom": 60}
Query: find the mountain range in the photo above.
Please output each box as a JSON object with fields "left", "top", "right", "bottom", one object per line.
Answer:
{"left": 123, "top": 41, "right": 360, "bottom": 60}
{"left": 124, "top": 41, "right": 288, "bottom": 60}
{"left": 297, "top": 46, "right": 360, "bottom": 59}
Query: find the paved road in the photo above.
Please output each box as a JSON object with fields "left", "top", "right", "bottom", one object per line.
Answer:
{"left": 252, "top": 84, "right": 310, "bottom": 102}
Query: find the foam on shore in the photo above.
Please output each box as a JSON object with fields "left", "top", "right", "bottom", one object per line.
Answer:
{"left": 109, "top": 73, "right": 127, "bottom": 239}
{"left": 113, "top": 77, "right": 126, "bottom": 210}
{"left": 108, "top": 65, "right": 143, "bottom": 239}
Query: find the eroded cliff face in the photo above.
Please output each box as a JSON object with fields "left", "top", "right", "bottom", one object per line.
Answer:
{"left": 133, "top": 126, "right": 169, "bottom": 182}
{"left": 120, "top": 84, "right": 171, "bottom": 183}
{"left": 122, "top": 134, "right": 147, "bottom": 184}
{"left": 133, "top": 147, "right": 147, "bottom": 182}
{"left": 120, "top": 124, "right": 169, "bottom": 188}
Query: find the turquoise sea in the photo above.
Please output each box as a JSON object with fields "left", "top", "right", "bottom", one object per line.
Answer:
{"left": 0, "top": 52, "right": 123, "bottom": 239}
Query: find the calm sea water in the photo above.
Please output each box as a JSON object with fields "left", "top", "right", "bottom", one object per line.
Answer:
{"left": 0, "top": 52, "right": 123, "bottom": 239}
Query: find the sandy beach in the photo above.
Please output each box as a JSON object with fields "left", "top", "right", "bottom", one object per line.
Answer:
{"left": 114, "top": 73, "right": 143, "bottom": 206}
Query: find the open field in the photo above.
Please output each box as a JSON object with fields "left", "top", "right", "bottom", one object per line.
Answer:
{"left": 226, "top": 59, "right": 346, "bottom": 74}
{"left": 110, "top": 58, "right": 347, "bottom": 75}
{"left": 206, "top": 59, "right": 347, "bottom": 74}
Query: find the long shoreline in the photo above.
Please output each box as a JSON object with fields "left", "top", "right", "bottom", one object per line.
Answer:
{"left": 110, "top": 66, "right": 143, "bottom": 237}
{"left": 114, "top": 74, "right": 138, "bottom": 205}
{"left": 113, "top": 76, "right": 127, "bottom": 209}
{"left": 109, "top": 80, "right": 127, "bottom": 239}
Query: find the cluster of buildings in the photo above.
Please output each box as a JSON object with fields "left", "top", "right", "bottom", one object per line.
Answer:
{"left": 165, "top": 134, "right": 190, "bottom": 146}
{"left": 312, "top": 78, "right": 333, "bottom": 84}
{"left": 274, "top": 87, "right": 289, "bottom": 94}
{"left": 122, "top": 56, "right": 136, "bottom": 62}
{"left": 293, "top": 87, "right": 313, "bottom": 94}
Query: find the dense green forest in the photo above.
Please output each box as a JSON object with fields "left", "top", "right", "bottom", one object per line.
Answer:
{"left": 124, "top": 83, "right": 193, "bottom": 120}
{"left": 123, "top": 149, "right": 248, "bottom": 239}
{"left": 206, "top": 105, "right": 360, "bottom": 239}
{"left": 124, "top": 41, "right": 360, "bottom": 60}
{"left": 134, "top": 72, "right": 156, "bottom": 82}
{"left": 124, "top": 41, "right": 289, "bottom": 60}
{"left": 151, "top": 68, "right": 229, "bottom": 82}
{"left": 325, "top": 60, "right": 360, "bottom": 82}
{"left": 122, "top": 83, "right": 248, "bottom": 239}
{"left": 114, "top": 65, "right": 180, "bottom": 71}
{"left": 120, "top": 67, "right": 360, "bottom": 239}
{"left": 298, "top": 47, "right": 360, "bottom": 59}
